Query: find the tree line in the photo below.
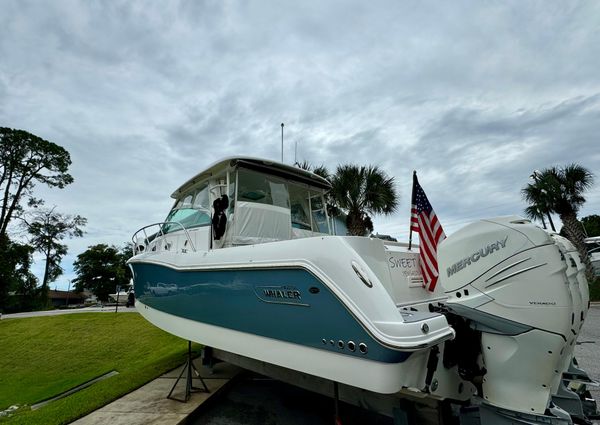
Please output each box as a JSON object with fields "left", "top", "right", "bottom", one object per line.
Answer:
{"left": 0, "top": 128, "right": 131, "bottom": 313}
{"left": 0, "top": 128, "right": 87, "bottom": 312}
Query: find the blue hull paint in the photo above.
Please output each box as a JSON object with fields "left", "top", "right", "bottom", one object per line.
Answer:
{"left": 131, "top": 262, "right": 411, "bottom": 363}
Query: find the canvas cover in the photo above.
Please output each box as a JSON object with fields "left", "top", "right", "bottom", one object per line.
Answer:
{"left": 229, "top": 201, "right": 292, "bottom": 245}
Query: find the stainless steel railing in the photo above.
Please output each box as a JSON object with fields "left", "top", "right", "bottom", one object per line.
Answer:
{"left": 131, "top": 221, "right": 197, "bottom": 255}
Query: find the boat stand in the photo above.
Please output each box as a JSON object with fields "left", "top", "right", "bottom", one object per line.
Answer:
{"left": 334, "top": 381, "right": 341, "bottom": 425}
{"left": 167, "top": 341, "right": 210, "bottom": 402}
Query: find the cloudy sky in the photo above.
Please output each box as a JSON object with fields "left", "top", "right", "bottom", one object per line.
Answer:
{"left": 1, "top": 1, "right": 599, "bottom": 290}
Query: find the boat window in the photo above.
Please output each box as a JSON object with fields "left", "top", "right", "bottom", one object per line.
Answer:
{"left": 270, "top": 181, "right": 289, "bottom": 208}
{"left": 163, "top": 183, "right": 211, "bottom": 233}
{"left": 193, "top": 184, "right": 210, "bottom": 210}
{"left": 310, "top": 192, "right": 330, "bottom": 234}
{"left": 177, "top": 194, "right": 193, "bottom": 209}
{"left": 289, "top": 184, "right": 312, "bottom": 230}
{"left": 237, "top": 169, "right": 289, "bottom": 208}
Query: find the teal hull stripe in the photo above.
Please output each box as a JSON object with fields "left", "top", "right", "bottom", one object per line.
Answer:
{"left": 131, "top": 263, "right": 411, "bottom": 363}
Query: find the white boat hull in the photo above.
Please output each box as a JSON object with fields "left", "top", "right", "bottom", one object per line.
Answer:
{"left": 137, "top": 299, "right": 430, "bottom": 394}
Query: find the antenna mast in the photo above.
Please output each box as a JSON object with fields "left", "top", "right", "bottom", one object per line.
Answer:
{"left": 281, "top": 123, "right": 284, "bottom": 162}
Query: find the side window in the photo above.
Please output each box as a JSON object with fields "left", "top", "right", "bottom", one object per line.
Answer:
{"left": 310, "top": 192, "right": 330, "bottom": 234}
{"left": 182, "top": 194, "right": 193, "bottom": 208}
{"left": 176, "top": 194, "right": 193, "bottom": 209}
{"left": 289, "top": 184, "right": 311, "bottom": 230}
{"left": 193, "top": 184, "right": 209, "bottom": 210}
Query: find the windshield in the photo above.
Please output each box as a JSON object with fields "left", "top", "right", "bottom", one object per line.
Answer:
{"left": 163, "top": 183, "right": 211, "bottom": 233}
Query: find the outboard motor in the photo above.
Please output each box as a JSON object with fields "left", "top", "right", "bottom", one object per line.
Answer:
{"left": 437, "top": 216, "right": 592, "bottom": 424}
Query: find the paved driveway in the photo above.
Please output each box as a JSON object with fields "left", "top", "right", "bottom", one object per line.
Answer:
{"left": 1, "top": 306, "right": 138, "bottom": 319}
{"left": 574, "top": 304, "right": 600, "bottom": 407}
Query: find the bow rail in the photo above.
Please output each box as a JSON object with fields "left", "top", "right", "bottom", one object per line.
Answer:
{"left": 132, "top": 222, "right": 197, "bottom": 255}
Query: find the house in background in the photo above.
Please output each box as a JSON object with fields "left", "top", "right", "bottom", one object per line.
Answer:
{"left": 48, "top": 290, "right": 87, "bottom": 308}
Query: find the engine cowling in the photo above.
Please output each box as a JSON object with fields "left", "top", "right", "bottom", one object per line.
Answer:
{"left": 437, "top": 216, "right": 586, "bottom": 415}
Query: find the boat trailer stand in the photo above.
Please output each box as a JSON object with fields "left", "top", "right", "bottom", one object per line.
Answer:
{"left": 334, "top": 381, "right": 341, "bottom": 425}
{"left": 167, "top": 340, "right": 210, "bottom": 402}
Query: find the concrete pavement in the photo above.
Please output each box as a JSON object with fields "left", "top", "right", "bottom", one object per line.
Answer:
{"left": 71, "top": 361, "right": 241, "bottom": 425}
{"left": 1, "top": 305, "right": 138, "bottom": 319}
{"left": 574, "top": 304, "right": 600, "bottom": 408}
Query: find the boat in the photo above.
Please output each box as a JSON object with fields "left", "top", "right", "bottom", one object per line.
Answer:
{"left": 108, "top": 291, "right": 130, "bottom": 304}
{"left": 128, "top": 157, "right": 597, "bottom": 424}
{"left": 108, "top": 284, "right": 134, "bottom": 305}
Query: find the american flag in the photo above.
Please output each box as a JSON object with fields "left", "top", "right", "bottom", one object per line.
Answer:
{"left": 410, "top": 172, "right": 446, "bottom": 292}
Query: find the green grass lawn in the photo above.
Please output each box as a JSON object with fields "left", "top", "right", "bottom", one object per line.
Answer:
{"left": 0, "top": 313, "right": 196, "bottom": 424}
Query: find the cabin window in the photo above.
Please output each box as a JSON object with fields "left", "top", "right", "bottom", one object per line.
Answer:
{"left": 193, "top": 184, "right": 210, "bottom": 210}
{"left": 237, "top": 169, "right": 289, "bottom": 208}
{"left": 310, "top": 192, "right": 330, "bottom": 233}
{"left": 177, "top": 194, "right": 193, "bottom": 209}
{"left": 163, "top": 183, "right": 211, "bottom": 233}
{"left": 289, "top": 184, "right": 312, "bottom": 230}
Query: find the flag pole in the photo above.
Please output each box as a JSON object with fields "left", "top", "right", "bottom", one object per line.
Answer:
{"left": 408, "top": 170, "right": 416, "bottom": 251}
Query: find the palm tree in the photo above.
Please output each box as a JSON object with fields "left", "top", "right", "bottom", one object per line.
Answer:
{"left": 522, "top": 164, "right": 594, "bottom": 279}
{"left": 523, "top": 174, "right": 556, "bottom": 231}
{"left": 330, "top": 164, "right": 398, "bottom": 236}
{"left": 294, "top": 160, "right": 330, "bottom": 180}
{"left": 524, "top": 205, "right": 548, "bottom": 230}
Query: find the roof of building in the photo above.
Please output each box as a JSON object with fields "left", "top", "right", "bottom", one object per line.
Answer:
{"left": 48, "top": 290, "right": 86, "bottom": 300}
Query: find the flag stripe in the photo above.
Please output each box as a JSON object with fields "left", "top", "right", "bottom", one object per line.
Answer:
{"left": 417, "top": 215, "right": 438, "bottom": 279}
{"left": 410, "top": 174, "right": 446, "bottom": 292}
